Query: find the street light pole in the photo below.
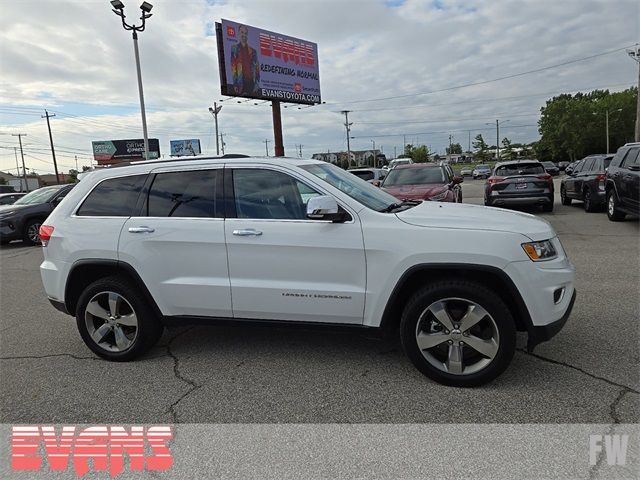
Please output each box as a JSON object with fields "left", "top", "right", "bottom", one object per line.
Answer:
{"left": 111, "top": 1, "right": 153, "bottom": 160}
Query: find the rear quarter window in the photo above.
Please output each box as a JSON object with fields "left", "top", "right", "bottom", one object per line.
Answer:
{"left": 76, "top": 174, "right": 147, "bottom": 216}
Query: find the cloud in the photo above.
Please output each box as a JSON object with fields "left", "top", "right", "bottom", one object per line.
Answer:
{"left": 0, "top": 0, "right": 638, "bottom": 172}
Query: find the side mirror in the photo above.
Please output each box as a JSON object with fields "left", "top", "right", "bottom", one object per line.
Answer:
{"left": 371, "top": 180, "right": 381, "bottom": 187}
{"left": 306, "top": 195, "right": 348, "bottom": 222}
{"left": 452, "top": 176, "right": 464, "bottom": 184}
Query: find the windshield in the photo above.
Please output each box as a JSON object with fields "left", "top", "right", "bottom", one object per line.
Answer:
{"left": 476, "top": 165, "right": 490, "bottom": 169}
{"left": 383, "top": 167, "right": 445, "bottom": 186}
{"left": 13, "top": 186, "right": 61, "bottom": 205}
{"left": 300, "top": 163, "right": 397, "bottom": 212}
{"left": 495, "top": 163, "right": 545, "bottom": 176}
{"left": 542, "top": 162, "right": 555, "bottom": 167}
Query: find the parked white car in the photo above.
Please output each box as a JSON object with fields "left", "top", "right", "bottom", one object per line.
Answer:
{"left": 385, "top": 158, "right": 414, "bottom": 170}
{"left": 40, "top": 156, "right": 575, "bottom": 387}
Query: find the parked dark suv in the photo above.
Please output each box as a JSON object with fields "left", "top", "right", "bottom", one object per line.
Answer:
{"left": 0, "top": 184, "right": 74, "bottom": 245}
{"left": 605, "top": 143, "right": 640, "bottom": 221}
{"left": 484, "top": 160, "right": 554, "bottom": 212}
{"left": 560, "top": 154, "right": 612, "bottom": 212}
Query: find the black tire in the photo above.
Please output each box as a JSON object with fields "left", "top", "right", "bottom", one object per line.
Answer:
{"left": 75, "top": 275, "right": 164, "bottom": 361}
{"left": 606, "top": 190, "right": 626, "bottom": 221}
{"left": 542, "top": 200, "right": 554, "bottom": 212}
{"left": 560, "top": 186, "right": 571, "bottom": 206}
{"left": 483, "top": 197, "right": 491, "bottom": 207}
{"left": 583, "top": 188, "right": 597, "bottom": 212}
{"left": 399, "top": 280, "right": 516, "bottom": 387}
{"left": 22, "top": 218, "right": 43, "bottom": 246}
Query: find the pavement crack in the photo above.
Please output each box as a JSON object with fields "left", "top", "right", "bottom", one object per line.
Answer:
{"left": 517, "top": 349, "right": 640, "bottom": 394}
{"left": 0, "top": 353, "right": 101, "bottom": 361}
{"left": 588, "top": 388, "right": 631, "bottom": 480}
{"left": 164, "top": 327, "right": 202, "bottom": 424}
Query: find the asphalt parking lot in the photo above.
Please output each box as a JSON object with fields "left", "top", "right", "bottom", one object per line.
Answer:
{"left": 0, "top": 177, "right": 638, "bottom": 426}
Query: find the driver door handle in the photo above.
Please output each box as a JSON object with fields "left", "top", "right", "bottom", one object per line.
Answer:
{"left": 128, "top": 226, "right": 155, "bottom": 233}
{"left": 233, "top": 228, "right": 263, "bottom": 236}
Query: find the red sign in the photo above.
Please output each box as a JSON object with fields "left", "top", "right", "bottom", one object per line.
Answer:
{"left": 11, "top": 425, "right": 173, "bottom": 478}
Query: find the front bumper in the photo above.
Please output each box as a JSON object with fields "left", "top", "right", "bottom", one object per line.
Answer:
{"left": 527, "top": 289, "right": 576, "bottom": 352}
{"left": 0, "top": 220, "right": 21, "bottom": 241}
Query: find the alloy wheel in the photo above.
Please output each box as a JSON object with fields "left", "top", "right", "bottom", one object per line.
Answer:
{"left": 415, "top": 297, "right": 499, "bottom": 375}
{"left": 84, "top": 291, "right": 139, "bottom": 352}
{"left": 27, "top": 223, "right": 41, "bottom": 244}
{"left": 608, "top": 194, "right": 615, "bottom": 216}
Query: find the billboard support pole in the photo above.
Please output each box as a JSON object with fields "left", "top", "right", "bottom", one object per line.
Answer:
{"left": 272, "top": 101, "right": 285, "bottom": 157}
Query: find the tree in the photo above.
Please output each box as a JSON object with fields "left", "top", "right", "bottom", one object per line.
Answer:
{"left": 538, "top": 87, "right": 637, "bottom": 162}
{"left": 446, "top": 142, "right": 463, "bottom": 155}
{"left": 473, "top": 134, "right": 489, "bottom": 161}
{"left": 501, "top": 137, "right": 514, "bottom": 160}
{"left": 403, "top": 144, "right": 430, "bottom": 163}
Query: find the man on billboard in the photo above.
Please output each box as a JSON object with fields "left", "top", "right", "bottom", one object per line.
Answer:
{"left": 230, "top": 24, "right": 261, "bottom": 95}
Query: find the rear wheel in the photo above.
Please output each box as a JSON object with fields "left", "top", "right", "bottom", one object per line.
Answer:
{"left": 22, "top": 219, "right": 43, "bottom": 245}
{"left": 606, "top": 190, "right": 626, "bottom": 221}
{"left": 560, "top": 186, "right": 571, "bottom": 205}
{"left": 583, "top": 188, "right": 596, "bottom": 212}
{"left": 75, "top": 276, "right": 164, "bottom": 361}
{"left": 400, "top": 280, "right": 516, "bottom": 387}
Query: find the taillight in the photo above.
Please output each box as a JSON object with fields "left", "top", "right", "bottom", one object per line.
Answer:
{"left": 488, "top": 176, "right": 504, "bottom": 185}
{"left": 596, "top": 174, "right": 606, "bottom": 182}
{"left": 39, "top": 225, "right": 54, "bottom": 246}
{"left": 537, "top": 173, "right": 552, "bottom": 180}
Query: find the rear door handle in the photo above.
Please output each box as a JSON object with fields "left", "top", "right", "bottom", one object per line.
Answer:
{"left": 232, "top": 228, "right": 263, "bottom": 236}
{"left": 128, "top": 226, "right": 155, "bottom": 233}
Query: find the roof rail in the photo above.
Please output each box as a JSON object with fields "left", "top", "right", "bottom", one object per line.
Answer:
{"left": 106, "top": 153, "right": 251, "bottom": 169}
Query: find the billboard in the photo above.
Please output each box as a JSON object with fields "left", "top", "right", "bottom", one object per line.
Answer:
{"left": 170, "top": 139, "right": 201, "bottom": 157}
{"left": 92, "top": 139, "right": 160, "bottom": 165}
{"left": 216, "top": 19, "right": 321, "bottom": 105}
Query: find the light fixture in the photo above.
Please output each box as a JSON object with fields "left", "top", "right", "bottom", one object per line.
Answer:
{"left": 140, "top": 1, "right": 153, "bottom": 13}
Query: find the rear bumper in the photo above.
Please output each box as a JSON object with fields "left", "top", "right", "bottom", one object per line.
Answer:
{"left": 489, "top": 195, "right": 552, "bottom": 206}
{"left": 527, "top": 289, "right": 576, "bottom": 352}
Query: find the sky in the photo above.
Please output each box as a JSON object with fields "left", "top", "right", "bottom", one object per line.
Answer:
{"left": 0, "top": 0, "right": 638, "bottom": 174}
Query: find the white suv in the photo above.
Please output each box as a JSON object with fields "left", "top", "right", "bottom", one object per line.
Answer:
{"left": 40, "top": 156, "right": 576, "bottom": 387}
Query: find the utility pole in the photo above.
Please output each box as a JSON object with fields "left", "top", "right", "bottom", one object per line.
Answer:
{"left": 297, "top": 144, "right": 303, "bottom": 158}
{"left": 448, "top": 134, "right": 453, "bottom": 155}
{"left": 219, "top": 133, "right": 226, "bottom": 155}
{"left": 341, "top": 111, "right": 352, "bottom": 167}
{"left": 394, "top": 146, "right": 397, "bottom": 159}
{"left": 42, "top": 110, "right": 60, "bottom": 183}
{"left": 11, "top": 134, "right": 29, "bottom": 192}
{"left": 75, "top": 155, "right": 78, "bottom": 171}
{"left": 627, "top": 46, "right": 640, "bottom": 142}
{"left": 403, "top": 134, "right": 406, "bottom": 154}
{"left": 13, "top": 147, "right": 23, "bottom": 191}
{"left": 209, "top": 102, "right": 222, "bottom": 155}
{"left": 371, "top": 140, "right": 376, "bottom": 167}
{"left": 468, "top": 130, "right": 471, "bottom": 152}
{"left": 264, "top": 139, "right": 271, "bottom": 156}
{"left": 486, "top": 120, "right": 509, "bottom": 161}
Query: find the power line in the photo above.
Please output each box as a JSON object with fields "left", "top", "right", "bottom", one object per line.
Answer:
{"left": 329, "top": 44, "right": 637, "bottom": 106}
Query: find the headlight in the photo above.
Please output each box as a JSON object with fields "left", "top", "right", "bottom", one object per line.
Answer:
{"left": 522, "top": 240, "right": 557, "bottom": 261}
{"left": 428, "top": 189, "right": 448, "bottom": 201}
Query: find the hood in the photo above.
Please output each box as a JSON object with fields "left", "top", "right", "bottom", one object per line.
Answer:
{"left": 395, "top": 201, "right": 555, "bottom": 241}
{"left": 382, "top": 183, "right": 448, "bottom": 200}
{"left": 0, "top": 204, "right": 32, "bottom": 215}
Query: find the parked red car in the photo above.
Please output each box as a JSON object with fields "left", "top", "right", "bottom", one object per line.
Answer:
{"left": 380, "top": 163, "right": 463, "bottom": 202}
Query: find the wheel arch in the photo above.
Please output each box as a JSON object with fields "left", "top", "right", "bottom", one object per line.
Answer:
{"left": 65, "top": 259, "right": 162, "bottom": 320}
{"left": 379, "top": 263, "right": 533, "bottom": 335}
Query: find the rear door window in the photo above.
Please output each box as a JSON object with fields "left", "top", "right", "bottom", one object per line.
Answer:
{"left": 146, "top": 169, "right": 220, "bottom": 218}
{"left": 77, "top": 175, "right": 146, "bottom": 216}
{"left": 351, "top": 170, "right": 374, "bottom": 181}
{"left": 581, "top": 158, "right": 595, "bottom": 172}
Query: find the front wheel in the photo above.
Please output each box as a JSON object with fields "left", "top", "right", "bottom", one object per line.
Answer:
{"left": 560, "top": 186, "right": 571, "bottom": 205}
{"left": 75, "top": 276, "right": 164, "bottom": 361}
{"left": 606, "top": 190, "right": 625, "bottom": 221}
{"left": 400, "top": 280, "right": 516, "bottom": 387}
